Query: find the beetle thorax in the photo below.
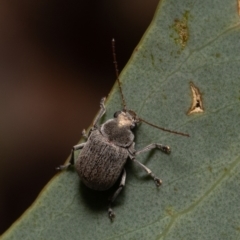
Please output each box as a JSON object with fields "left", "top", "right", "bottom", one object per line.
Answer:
{"left": 100, "top": 112, "right": 135, "bottom": 147}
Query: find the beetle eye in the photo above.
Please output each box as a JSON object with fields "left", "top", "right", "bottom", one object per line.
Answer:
{"left": 114, "top": 111, "right": 121, "bottom": 118}
{"left": 130, "top": 123, "right": 136, "bottom": 130}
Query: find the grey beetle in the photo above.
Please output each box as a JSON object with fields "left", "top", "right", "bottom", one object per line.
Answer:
{"left": 57, "top": 39, "right": 189, "bottom": 220}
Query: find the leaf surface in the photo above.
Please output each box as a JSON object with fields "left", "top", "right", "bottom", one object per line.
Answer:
{"left": 2, "top": 0, "right": 240, "bottom": 239}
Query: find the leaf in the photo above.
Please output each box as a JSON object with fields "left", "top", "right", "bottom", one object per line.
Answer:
{"left": 2, "top": 0, "right": 240, "bottom": 239}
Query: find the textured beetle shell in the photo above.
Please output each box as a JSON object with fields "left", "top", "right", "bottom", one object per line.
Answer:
{"left": 101, "top": 118, "right": 134, "bottom": 147}
{"left": 75, "top": 129, "right": 130, "bottom": 191}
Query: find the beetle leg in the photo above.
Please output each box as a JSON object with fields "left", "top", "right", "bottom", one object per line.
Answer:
{"left": 128, "top": 142, "right": 168, "bottom": 187}
{"left": 135, "top": 143, "right": 171, "bottom": 155}
{"left": 56, "top": 143, "right": 86, "bottom": 170}
{"left": 108, "top": 168, "right": 126, "bottom": 221}
{"left": 131, "top": 158, "right": 162, "bottom": 187}
{"left": 82, "top": 129, "right": 88, "bottom": 140}
{"left": 92, "top": 97, "right": 106, "bottom": 129}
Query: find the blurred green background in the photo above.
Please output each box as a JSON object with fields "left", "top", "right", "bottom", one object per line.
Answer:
{"left": 0, "top": 0, "right": 160, "bottom": 234}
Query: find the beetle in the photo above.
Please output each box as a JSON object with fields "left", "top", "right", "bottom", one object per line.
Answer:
{"left": 57, "top": 39, "right": 189, "bottom": 220}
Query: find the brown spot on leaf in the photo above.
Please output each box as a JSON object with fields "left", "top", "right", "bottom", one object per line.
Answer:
{"left": 172, "top": 11, "right": 190, "bottom": 49}
{"left": 188, "top": 82, "right": 204, "bottom": 115}
{"left": 238, "top": 0, "right": 240, "bottom": 16}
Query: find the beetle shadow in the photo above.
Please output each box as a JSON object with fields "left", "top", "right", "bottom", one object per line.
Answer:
{"left": 141, "top": 150, "right": 157, "bottom": 165}
{"left": 77, "top": 175, "right": 126, "bottom": 214}
{"left": 132, "top": 125, "right": 157, "bottom": 165}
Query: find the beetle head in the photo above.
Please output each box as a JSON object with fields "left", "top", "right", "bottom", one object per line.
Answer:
{"left": 113, "top": 110, "right": 139, "bottom": 130}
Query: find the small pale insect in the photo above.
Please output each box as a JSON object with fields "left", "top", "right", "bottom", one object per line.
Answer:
{"left": 57, "top": 39, "right": 189, "bottom": 220}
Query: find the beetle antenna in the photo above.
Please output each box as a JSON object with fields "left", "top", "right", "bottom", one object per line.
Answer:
{"left": 138, "top": 117, "right": 190, "bottom": 137}
{"left": 112, "top": 38, "right": 127, "bottom": 111}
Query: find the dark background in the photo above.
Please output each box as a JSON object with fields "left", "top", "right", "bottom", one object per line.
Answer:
{"left": 0, "top": 0, "right": 159, "bottom": 234}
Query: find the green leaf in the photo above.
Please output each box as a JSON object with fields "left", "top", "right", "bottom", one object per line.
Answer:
{"left": 2, "top": 0, "right": 240, "bottom": 239}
